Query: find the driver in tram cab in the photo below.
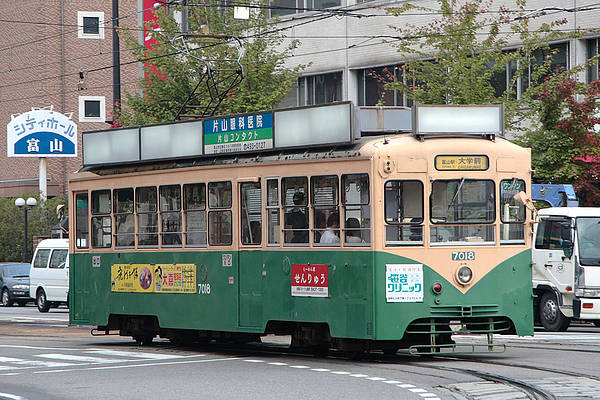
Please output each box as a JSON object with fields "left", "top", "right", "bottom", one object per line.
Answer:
{"left": 288, "top": 191, "right": 308, "bottom": 243}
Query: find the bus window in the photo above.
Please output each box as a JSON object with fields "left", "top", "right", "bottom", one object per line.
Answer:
{"left": 160, "top": 185, "right": 182, "bottom": 246}
{"left": 384, "top": 180, "right": 423, "bottom": 245}
{"left": 91, "top": 189, "right": 112, "bottom": 248}
{"left": 114, "top": 188, "right": 135, "bottom": 248}
{"left": 75, "top": 193, "right": 89, "bottom": 248}
{"left": 343, "top": 174, "right": 370, "bottom": 246}
{"left": 312, "top": 175, "right": 339, "bottom": 246}
{"left": 430, "top": 179, "right": 495, "bottom": 244}
{"left": 241, "top": 182, "right": 262, "bottom": 245}
{"left": 184, "top": 183, "right": 207, "bottom": 247}
{"left": 266, "top": 178, "right": 280, "bottom": 245}
{"left": 208, "top": 181, "right": 232, "bottom": 246}
{"left": 136, "top": 186, "right": 158, "bottom": 246}
{"left": 500, "top": 179, "right": 526, "bottom": 243}
{"left": 282, "top": 177, "right": 308, "bottom": 245}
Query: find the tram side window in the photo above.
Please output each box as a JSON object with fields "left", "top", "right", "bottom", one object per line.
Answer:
{"left": 91, "top": 189, "right": 111, "bottom": 248}
{"left": 266, "top": 178, "right": 280, "bottom": 245}
{"left": 430, "top": 179, "right": 495, "bottom": 244}
{"left": 160, "top": 185, "right": 182, "bottom": 246}
{"left": 500, "top": 179, "right": 526, "bottom": 243}
{"left": 343, "top": 174, "right": 370, "bottom": 246}
{"left": 384, "top": 180, "right": 423, "bottom": 245}
{"left": 114, "top": 188, "right": 135, "bottom": 248}
{"left": 136, "top": 186, "right": 158, "bottom": 246}
{"left": 208, "top": 181, "right": 232, "bottom": 246}
{"left": 535, "top": 219, "right": 571, "bottom": 249}
{"left": 184, "top": 183, "right": 207, "bottom": 247}
{"left": 282, "top": 177, "right": 309, "bottom": 245}
{"left": 75, "top": 193, "right": 89, "bottom": 248}
{"left": 241, "top": 182, "right": 262, "bottom": 245}
{"left": 312, "top": 175, "right": 339, "bottom": 246}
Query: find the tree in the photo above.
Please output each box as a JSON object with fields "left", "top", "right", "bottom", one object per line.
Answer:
{"left": 117, "top": 2, "right": 305, "bottom": 126}
{"left": 384, "top": 0, "right": 570, "bottom": 127}
{"left": 515, "top": 76, "right": 600, "bottom": 205}
{"left": 0, "top": 195, "right": 66, "bottom": 262}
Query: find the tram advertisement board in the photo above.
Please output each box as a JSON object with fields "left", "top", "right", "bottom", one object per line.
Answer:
{"left": 291, "top": 264, "right": 328, "bottom": 297}
{"left": 385, "top": 264, "right": 423, "bottom": 302}
{"left": 111, "top": 264, "right": 196, "bottom": 293}
{"left": 203, "top": 112, "right": 273, "bottom": 155}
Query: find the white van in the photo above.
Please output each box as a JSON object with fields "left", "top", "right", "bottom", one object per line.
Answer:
{"left": 29, "top": 239, "right": 69, "bottom": 312}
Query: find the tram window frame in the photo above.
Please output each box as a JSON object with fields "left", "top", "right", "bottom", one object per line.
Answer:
{"left": 136, "top": 186, "right": 158, "bottom": 247}
{"left": 342, "top": 173, "right": 371, "bottom": 246}
{"left": 91, "top": 189, "right": 112, "bottom": 248}
{"left": 500, "top": 178, "right": 526, "bottom": 244}
{"left": 240, "top": 182, "right": 262, "bottom": 246}
{"left": 113, "top": 188, "right": 135, "bottom": 248}
{"left": 282, "top": 176, "right": 309, "bottom": 246}
{"left": 430, "top": 179, "right": 496, "bottom": 224}
{"left": 384, "top": 180, "right": 424, "bottom": 246}
{"left": 208, "top": 181, "right": 233, "bottom": 246}
{"left": 311, "top": 175, "right": 340, "bottom": 247}
{"left": 183, "top": 183, "right": 207, "bottom": 247}
{"left": 75, "top": 192, "right": 89, "bottom": 249}
{"left": 159, "top": 184, "right": 182, "bottom": 247}
{"left": 266, "top": 178, "right": 281, "bottom": 246}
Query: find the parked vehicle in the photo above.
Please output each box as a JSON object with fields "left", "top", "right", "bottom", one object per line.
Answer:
{"left": 0, "top": 263, "right": 32, "bottom": 307}
{"left": 29, "top": 239, "right": 69, "bottom": 312}
{"left": 532, "top": 207, "right": 600, "bottom": 331}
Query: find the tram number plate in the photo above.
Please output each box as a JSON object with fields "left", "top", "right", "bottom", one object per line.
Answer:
{"left": 452, "top": 251, "right": 475, "bottom": 261}
{"left": 222, "top": 253, "right": 233, "bottom": 267}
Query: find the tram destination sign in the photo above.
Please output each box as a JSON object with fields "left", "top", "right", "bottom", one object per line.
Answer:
{"left": 435, "top": 155, "right": 489, "bottom": 171}
{"left": 204, "top": 112, "right": 273, "bottom": 155}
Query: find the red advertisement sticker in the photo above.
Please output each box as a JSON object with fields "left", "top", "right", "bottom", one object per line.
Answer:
{"left": 291, "top": 264, "right": 328, "bottom": 297}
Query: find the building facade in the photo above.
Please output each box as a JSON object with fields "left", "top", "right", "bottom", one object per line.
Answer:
{"left": 0, "top": 0, "right": 140, "bottom": 197}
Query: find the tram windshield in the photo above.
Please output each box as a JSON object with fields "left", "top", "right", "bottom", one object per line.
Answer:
{"left": 577, "top": 217, "right": 600, "bottom": 265}
{"left": 430, "top": 179, "right": 495, "bottom": 244}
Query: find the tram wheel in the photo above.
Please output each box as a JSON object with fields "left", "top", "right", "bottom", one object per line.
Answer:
{"left": 134, "top": 335, "right": 154, "bottom": 346}
{"left": 593, "top": 321, "right": 600, "bottom": 327}
{"left": 539, "top": 293, "right": 570, "bottom": 332}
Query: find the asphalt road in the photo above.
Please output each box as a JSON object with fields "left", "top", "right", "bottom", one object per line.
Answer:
{"left": 1, "top": 305, "right": 600, "bottom": 400}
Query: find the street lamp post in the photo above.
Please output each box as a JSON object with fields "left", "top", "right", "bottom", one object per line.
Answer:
{"left": 15, "top": 197, "right": 38, "bottom": 263}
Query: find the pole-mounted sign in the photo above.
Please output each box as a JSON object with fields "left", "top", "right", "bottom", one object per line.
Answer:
{"left": 7, "top": 108, "right": 77, "bottom": 157}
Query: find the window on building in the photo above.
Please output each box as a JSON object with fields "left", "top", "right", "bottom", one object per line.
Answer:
{"left": 587, "top": 38, "right": 599, "bottom": 83}
{"left": 311, "top": 175, "right": 339, "bottom": 246}
{"left": 184, "top": 183, "right": 207, "bottom": 247}
{"left": 384, "top": 180, "right": 423, "bottom": 245}
{"left": 266, "top": 178, "right": 280, "bottom": 245}
{"left": 358, "top": 65, "right": 413, "bottom": 107}
{"left": 500, "top": 179, "right": 526, "bottom": 243}
{"left": 75, "top": 193, "right": 89, "bottom": 249}
{"left": 298, "top": 72, "right": 342, "bottom": 106}
{"left": 91, "top": 189, "right": 111, "bottom": 248}
{"left": 343, "top": 174, "right": 370, "bottom": 246}
{"left": 282, "top": 177, "right": 309, "bottom": 245}
{"left": 78, "top": 96, "right": 105, "bottom": 123}
{"left": 160, "top": 185, "right": 182, "bottom": 246}
{"left": 270, "top": 0, "right": 341, "bottom": 17}
{"left": 208, "top": 181, "right": 232, "bottom": 246}
{"left": 136, "top": 186, "right": 158, "bottom": 247}
{"left": 241, "top": 182, "right": 262, "bottom": 245}
{"left": 114, "top": 188, "right": 135, "bottom": 248}
{"left": 77, "top": 11, "right": 104, "bottom": 39}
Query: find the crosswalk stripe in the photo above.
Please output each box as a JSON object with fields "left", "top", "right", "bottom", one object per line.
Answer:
{"left": 35, "top": 354, "right": 134, "bottom": 364}
{"left": 84, "top": 350, "right": 184, "bottom": 360}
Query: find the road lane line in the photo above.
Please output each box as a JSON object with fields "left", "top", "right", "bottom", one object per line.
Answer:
{"left": 35, "top": 354, "right": 134, "bottom": 364}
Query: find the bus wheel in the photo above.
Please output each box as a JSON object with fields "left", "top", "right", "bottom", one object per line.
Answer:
{"left": 540, "top": 293, "right": 570, "bottom": 332}
{"left": 36, "top": 289, "right": 50, "bottom": 313}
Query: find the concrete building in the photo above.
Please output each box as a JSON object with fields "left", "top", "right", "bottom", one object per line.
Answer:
{"left": 0, "top": 0, "right": 139, "bottom": 197}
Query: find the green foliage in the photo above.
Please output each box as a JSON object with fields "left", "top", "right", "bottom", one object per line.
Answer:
{"left": 385, "top": 0, "right": 570, "bottom": 127}
{"left": 117, "top": 3, "right": 305, "bottom": 126}
{"left": 0, "top": 195, "right": 66, "bottom": 262}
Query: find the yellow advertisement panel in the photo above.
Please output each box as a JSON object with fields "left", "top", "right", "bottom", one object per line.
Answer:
{"left": 111, "top": 264, "right": 196, "bottom": 293}
{"left": 435, "top": 155, "right": 489, "bottom": 171}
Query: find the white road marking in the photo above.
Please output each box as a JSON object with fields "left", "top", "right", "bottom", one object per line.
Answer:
{"left": 397, "top": 384, "right": 416, "bottom": 388}
{"left": 311, "top": 368, "right": 330, "bottom": 372}
{"left": 85, "top": 350, "right": 189, "bottom": 360}
{"left": 349, "top": 374, "right": 368, "bottom": 378}
{"left": 331, "top": 371, "right": 351, "bottom": 375}
{"left": 409, "top": 388, "right": 427, "bottom": 393}
{"left": 0, "top": 358, "right": 23, "bottom": 363}
{"left": 35, "top": 354, "right": 134, "bottom": 364}
{"left": 419, "top": 394, "right": 439, "bottom": 398}
{"left": 290, "top": 365, "right": 310, "bottom": 369}
{"left": 0, "top": 392, "right": 26, "bottom": 400}
{"left": 0, "top": 345, "right": 79, "bottom": 351}
{"left": 383, "top": 380, "right": 401, "bottom": 384}
{"left": 243, "top": 359, "right": 264, "bottom": 363}
{"left": 268, "top": 362, "right": 288, "bottom": 366}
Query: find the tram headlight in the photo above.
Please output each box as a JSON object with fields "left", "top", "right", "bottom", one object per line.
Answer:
{"left": 456, "top": 266, "right": 473, "bottom": 285}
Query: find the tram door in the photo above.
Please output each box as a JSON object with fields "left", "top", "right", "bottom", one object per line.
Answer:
{"left": 238, "top": 182, "right": 264, "bottom": 328}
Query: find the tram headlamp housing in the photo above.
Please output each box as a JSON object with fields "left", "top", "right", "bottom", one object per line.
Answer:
{"left": 456, "top": 266, "right": 473, "bottom": 286}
